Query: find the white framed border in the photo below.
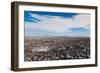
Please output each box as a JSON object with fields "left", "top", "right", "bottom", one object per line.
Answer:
{"left": 18, "top": 5, "right": 96, "bottom": 68}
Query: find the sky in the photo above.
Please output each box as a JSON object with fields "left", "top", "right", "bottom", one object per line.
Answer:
{"left": 24, "top": 11, "right": 90, "bottom": 37}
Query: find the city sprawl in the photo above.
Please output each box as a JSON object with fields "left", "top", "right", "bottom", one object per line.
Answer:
{"left": 24, "top": 37, "right": 90, "bottom": 61}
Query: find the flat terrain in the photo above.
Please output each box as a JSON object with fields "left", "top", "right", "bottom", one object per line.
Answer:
{"left": 24, "top": 36, "right": 90, "bottom": 61}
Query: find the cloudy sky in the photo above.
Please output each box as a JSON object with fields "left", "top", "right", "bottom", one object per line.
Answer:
{"left": 24, "top": 11, "right": 90, "bottom": 37}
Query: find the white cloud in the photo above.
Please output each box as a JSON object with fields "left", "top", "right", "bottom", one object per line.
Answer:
{"left": 71, "top": 14, "right": 90, "bottom": 29}
{"left": 25, "top": 13, "right": 90, "bottom": 33}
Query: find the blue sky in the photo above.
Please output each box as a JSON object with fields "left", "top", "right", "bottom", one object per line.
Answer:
{"left": 24, "top": 11, "right": 90, "bottom": 37}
